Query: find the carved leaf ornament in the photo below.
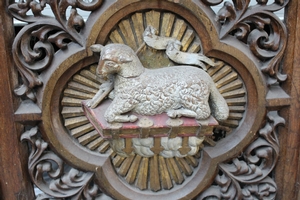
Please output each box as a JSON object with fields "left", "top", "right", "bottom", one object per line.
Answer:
{"left": 9, "top": 0, "right": 289, "bottom": 199}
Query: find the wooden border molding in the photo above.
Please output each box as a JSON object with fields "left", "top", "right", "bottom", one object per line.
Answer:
{"left": 0, "top": 1, "right": 34, "bottom": 199}
{"left": 6, "top": 0, "right": 293, "bottom": 199}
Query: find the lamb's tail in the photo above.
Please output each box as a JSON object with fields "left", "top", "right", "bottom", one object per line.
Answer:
{"left": 209, "top": 84, "right": 229, "bottom": 121}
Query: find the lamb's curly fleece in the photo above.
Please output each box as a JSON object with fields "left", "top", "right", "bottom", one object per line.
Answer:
{"left": 105, "top": 66, "right": 214, "bottom": 121}
{"left": 105, "top": 61, "right": 226, "bottom": 158}
{"left": 97, "top": 43, "right": 229, "bottom": 157}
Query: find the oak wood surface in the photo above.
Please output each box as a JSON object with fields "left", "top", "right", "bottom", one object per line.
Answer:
{"left": 0, "top": 1, "right": 34, "bottom": 199}
{"left": 0, "top": 0, "right": 299, "bottom": 199}
{"left": 276, "top": 2, "right": 300, "bottom": 200}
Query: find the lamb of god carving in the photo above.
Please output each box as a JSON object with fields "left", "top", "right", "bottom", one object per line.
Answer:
{"left": 82, "top": 26, "right": 229, "bottom": 158}
{"left": 86, "top": 26, "right": 229, "bottom": 123}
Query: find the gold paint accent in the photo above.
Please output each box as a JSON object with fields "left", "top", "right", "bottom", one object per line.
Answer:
{"left": 136, "top": 157, "right": 149, "bottom": 190}
{"left": 181, "top": 29, "right": 195, "bottom": 52}
{"left": 126, "top": 155, "right": 142, "bottom": 184}
{"left": 109, "top": 30, "right": 124, "bottom": 44}
{"left": 78, "top": 130, "right": 99, "bottom": 145}
{"left": 171, "top": 19, "right": 187, "bottom": 41}
{"left": 73, "top": 74, "right": 100, "bottom": 89}
{"left": 131, "top": 13, "right": 144, "bottom": 46}
{"left": 159, "top": 155, "right": 173, "bottom": 189}
{"left": 62, "top": 107, "right": 84, "bottom": 118}
{"left": 166, "top": 157, "right": 184, "bottom": 184}
{"left": 145, "top": 10, "right": 160, "bottom": 33}
{"left": 60, "top": 10, "right": 248, "bottom": 191}
{"left": 64, "top": 89, "right": 94, "bottom": 99}
{"left": 87, "top": 137, "right": 105, "bottom": 150}
{"left": 64, "top": 116, "right": 89, "bottom": 129}
{"left": 119, "top": 19, "right": 138, "bottom": 50}
{"left": 71, "top": 123, "right": 95, "bottom": 138}
{"left": 161, "top": 13, "right": 175, "bottom": 37}
{"left": 188, "top": 42, "right": 201, "bottom": 53}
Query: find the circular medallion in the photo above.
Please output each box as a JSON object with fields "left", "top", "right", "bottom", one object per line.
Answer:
{"left": 59, "top": 10, "right": 247, "bottom": 191}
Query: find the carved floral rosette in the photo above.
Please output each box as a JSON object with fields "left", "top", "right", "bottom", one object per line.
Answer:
{"left": 9, "top": 0, "right": 290, "bottom": 199}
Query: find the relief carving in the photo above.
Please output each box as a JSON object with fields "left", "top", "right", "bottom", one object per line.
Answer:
{"left": 87, "top": 27, "right": 229, "bottom": 123}
{"left": 199, "top": 111, "right": 283, "bottom": 199}
{"left": 81, "top": 26, "right": 229, "bottom": 159}
{"left": 8, "top": 0, "right": 290, "bottom": 199}
{"left": 21, "top": 127, "right": 103, "bottom": 199}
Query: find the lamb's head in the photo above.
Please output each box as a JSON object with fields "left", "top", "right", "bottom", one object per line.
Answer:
{"left": 90, "top": 43, "right": 144, "bottom": 79}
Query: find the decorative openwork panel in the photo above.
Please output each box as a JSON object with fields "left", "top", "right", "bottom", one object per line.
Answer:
{"left": 9, "top": 0, "right": 290, "bottom": 199}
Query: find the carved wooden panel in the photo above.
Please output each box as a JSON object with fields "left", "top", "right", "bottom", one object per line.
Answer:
{"left": 8, "top": 0, "right": 291, "bottom": 199}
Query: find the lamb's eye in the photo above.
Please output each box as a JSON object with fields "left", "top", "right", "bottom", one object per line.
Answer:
{"left": 105, "top": 61, "right": 116, "bottom": 67}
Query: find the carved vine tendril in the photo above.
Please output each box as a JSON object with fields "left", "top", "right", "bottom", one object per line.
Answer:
{"left": 198, "top": 111, "right": 284, "bottom": 199}
{"left": 21, "top": 127, "right": 101, "bottom": 199}
{"left": 198, "top": 174, "right": 277, "bottom": 199}
{"left": 9, "top": 0, "right": 103, "bottom": 100}
{"left": 204, "top": 0, "right": 289, "bottom": 84}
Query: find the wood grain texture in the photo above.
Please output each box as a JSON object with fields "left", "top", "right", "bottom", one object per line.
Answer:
{"left": 276, "top": 1, "right": 300, "bottom": 199}
{"left": 149, "top": 155, "right": 160, "bottom": 192}
{"left": 0, "top": 1, "right": 34, "bottom": 199}
{"left": 136, "top": 157, "right": 149, "bottom": 190}
{"left": 158, "top": 155, "right": 173, "bottom": 190}
{"left": 126, "top": 155, "right": 142, "bottom": 184}
{"left": 2, "top": 0, "right": 296, "bottom": 199}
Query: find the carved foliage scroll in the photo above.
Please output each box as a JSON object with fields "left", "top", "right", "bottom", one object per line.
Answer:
{"left": 9, "top": 0, "right": 103, "bottom": 101}
{"left": 206, "top": 0, "right": 288, "bottom": 84}
{"left": 8, "top": 0, "right": 289, "bottom": 199}
{"left": 21, "top": 110, "right": 283, "bottom": 199}
{"left": 21, "top": 126, "right": 102, "bottom": 199}
{"left": 199, "top": 111, "right": 284, "bottom": 199}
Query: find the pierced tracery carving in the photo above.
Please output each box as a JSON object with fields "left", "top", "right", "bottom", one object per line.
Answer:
{"left": 208, "top": 0, "right": 288, "bottom": 84}
{"left": 21, "top": 126, "right": 102, "bottom": 199}
{"left": 9, "top": 0, "right": 289, "bottom": 199}
{"left": 9, "top": 0, "right": 103, "bottom": 101}
{"left": 199, "top": 111, "right": 283, "bottom": 199}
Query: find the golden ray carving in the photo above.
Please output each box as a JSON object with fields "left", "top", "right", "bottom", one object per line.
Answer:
{"left": 61, "top": 10, "right": 247, "bottom": 190}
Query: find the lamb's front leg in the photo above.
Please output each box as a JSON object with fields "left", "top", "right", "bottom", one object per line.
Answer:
{"left": 86, "top": 81, "right": 114, "bottom": 108}
{"left": 105, "top": 97, "right": 138, "bottom": 123}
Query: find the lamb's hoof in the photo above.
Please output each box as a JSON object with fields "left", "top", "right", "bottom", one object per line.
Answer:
{"left": 129, "top": 115, "right": 138, "bottom": 122}
{"left": 167, "top": 110, "right": 181, "bottom": 118}
{"left": 86, "top": 99, "right": 93, "bottom": 107}
{"left": 86, "top": 99, "right": 97, "bottom": 109}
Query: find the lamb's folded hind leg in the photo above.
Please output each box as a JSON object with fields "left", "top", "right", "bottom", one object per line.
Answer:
{"left": 177, "top": 97, "right": 211, "bottom": 120}
{"left": 105, "top": 98, "right": 138, "bottom": 123}
{"left": 108, "top": 115, "right": 138, "bottom": 123}
{"left": 167, "top": 106, "right": 210, "bottom": 119}
{"left": 194, "top": 105, "right": 211, "bottom": 120}
{"left": 167, "top": 109, "right": 197, "bottom": 118}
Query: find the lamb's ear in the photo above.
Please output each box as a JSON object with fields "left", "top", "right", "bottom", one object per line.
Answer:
{"left": 90, "top": 44, "right": 104, "bottom": 53}
{"left": 119, "top": 54, "right": 133, "bottom": 63}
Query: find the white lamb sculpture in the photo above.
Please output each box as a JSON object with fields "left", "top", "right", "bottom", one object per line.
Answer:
{"left": 88, "top": 43, "right": 229, "bottom": 123}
